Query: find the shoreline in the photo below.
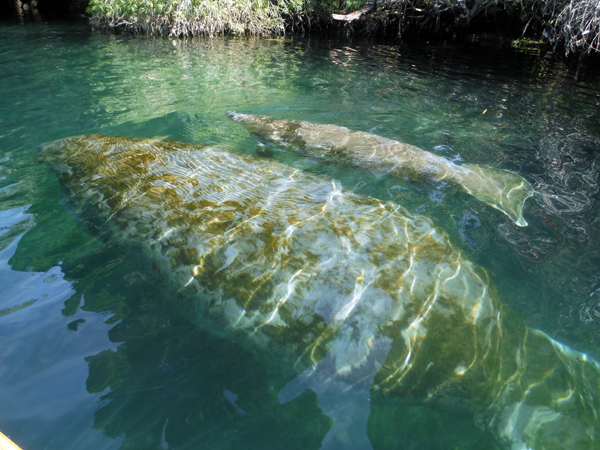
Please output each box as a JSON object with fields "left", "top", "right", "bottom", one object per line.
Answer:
{"left": 82, "top": 0, "right": 599, "bottom": 58}
{"left": 2, "top": 0, "right": 599, "bottom": 63}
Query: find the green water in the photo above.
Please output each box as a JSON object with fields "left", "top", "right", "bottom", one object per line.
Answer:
{"left": 1, "top": 22, "right": 600, "bottom": 450}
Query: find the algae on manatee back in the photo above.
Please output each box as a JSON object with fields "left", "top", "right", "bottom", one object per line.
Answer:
{"left": 228, "top": 112, "right": 534, "bottom": 226}
{"left": 38, "top": 134, "right": 598, "bottom": 450}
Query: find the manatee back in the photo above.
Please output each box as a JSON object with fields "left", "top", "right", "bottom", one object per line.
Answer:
{"left": 39, "top": 135, "right": 499, "bottom": 378}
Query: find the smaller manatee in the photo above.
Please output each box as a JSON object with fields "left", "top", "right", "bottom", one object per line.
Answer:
{"left": 228, "top": 112, "right": 534, "bottom": 226}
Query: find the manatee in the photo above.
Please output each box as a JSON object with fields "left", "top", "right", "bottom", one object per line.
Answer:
{"left": 38, "top": 135, "right": 598, "bottom": 450}
{"left": 228, "top": 112, "right": 534, "bottom": 227}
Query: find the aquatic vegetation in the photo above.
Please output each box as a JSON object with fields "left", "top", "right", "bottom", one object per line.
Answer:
{"left": 229, "top": 112, "right": 534, "bottom": 226}
{"left": 87, "top": 0, "right": 304, "bottom": 36}
{"left": 38, "top": 134, "right": 600, "bottom": 450}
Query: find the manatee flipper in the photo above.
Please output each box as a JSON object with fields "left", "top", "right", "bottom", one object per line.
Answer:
{"left": 228, "top": 112, "right": 534, "bottom": 226}
{"left": 459, "top": 163, "right": 534, "bottom": 227}
{"left": 481, "top": 327, "right": 600, "bottom": 449}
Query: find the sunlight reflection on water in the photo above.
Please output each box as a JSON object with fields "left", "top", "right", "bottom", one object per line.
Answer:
{"left": 1, "top": 22, "right": 600, "bottom": 450}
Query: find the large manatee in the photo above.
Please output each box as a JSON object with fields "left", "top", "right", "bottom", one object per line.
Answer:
{"left": 38, "top": 135, "right": 598, "bottom": 450}
{"left": 228, "top": 112, "right": 534, "bottom": 227}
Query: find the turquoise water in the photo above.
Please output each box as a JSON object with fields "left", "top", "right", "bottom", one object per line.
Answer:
{"left": 1, "top": 22, "right": 600, "bottom": 450}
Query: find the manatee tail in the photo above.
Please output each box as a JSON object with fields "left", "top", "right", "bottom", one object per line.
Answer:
{"left": 460, "top": 164, "right": 534, "bottom": 227}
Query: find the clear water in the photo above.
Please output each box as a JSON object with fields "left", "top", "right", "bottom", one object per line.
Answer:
{"left": 1, "top": 22, "right": 600, "bottom": 450}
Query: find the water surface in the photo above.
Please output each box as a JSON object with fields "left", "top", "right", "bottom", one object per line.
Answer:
{"left": 1, "top": 22, "right": 600, "bottom": 450}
